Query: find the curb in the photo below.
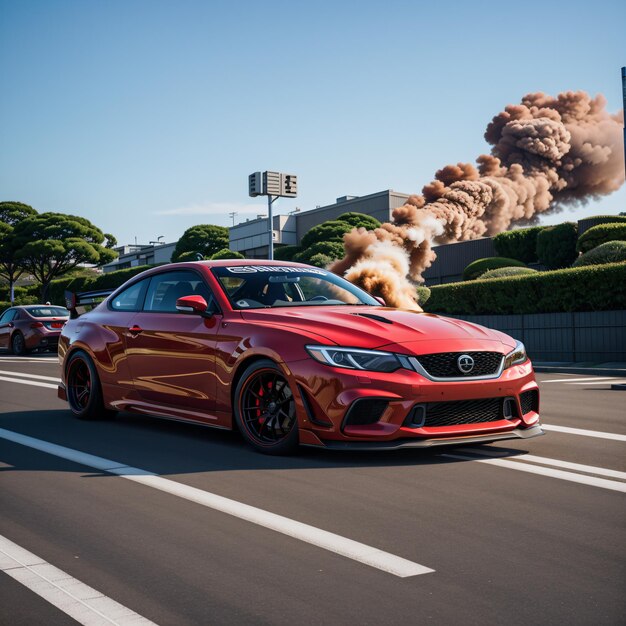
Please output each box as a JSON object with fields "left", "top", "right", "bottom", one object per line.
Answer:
{"left": 534, "top": 365, "right": 626, "bottom": 377}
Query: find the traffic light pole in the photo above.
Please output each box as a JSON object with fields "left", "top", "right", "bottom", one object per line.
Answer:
{"left": 268, "top": 195, "right": 277, "bottom": 260}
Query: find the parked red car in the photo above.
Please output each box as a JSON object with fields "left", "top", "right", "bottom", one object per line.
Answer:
{"left": 0, "top": 305, "right": 69, "bottom": 355}
{"left": 58, "top": 260, "right": 542, "bottom": 454}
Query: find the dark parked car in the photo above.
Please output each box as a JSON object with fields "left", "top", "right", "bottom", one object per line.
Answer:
{"left": 0, "top": 305, "right": 69, "bottom": 355}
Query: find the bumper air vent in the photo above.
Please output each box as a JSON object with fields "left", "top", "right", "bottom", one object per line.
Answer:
{"left": 343, "top": 399, "right": 389, "bottom": 428}
{"left": 404, "top": 397, "right": 515, "bottom": 428}
{"left": 520, "top": 389, "right": 539, "bottom": 415}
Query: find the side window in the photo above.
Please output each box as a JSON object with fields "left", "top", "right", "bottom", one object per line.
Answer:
{"left": 111, "top": 279, "right": 149, "bottom": 312}
{"left": 144, "top": 271, "right": 218, "bottom": 313}
{"left": 0, "top": 309, "right": 15, "bottom": 323}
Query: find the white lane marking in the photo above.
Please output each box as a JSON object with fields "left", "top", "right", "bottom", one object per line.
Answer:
{"left": 0, "top": 358, "right": 58, "bottom": 363}
{"left": 542, "top": 424, "right": 626, "bottom": 442}
{"left": 457, "top": 448, "right": 626, "bottom": 480}
{"left": 0, "top": 376, "right": 58, "bottom": 390}
{"left": 569, "top": 380, "right": 626, "bottom": 385}
{"left": 0, "top": 369, "right": 60, "bottom": 382}
{"left": 442, "top": 453, "right": 626, "bottom": 493}
{"left": 0, "top": 533, "right": 157, "bottom": 625}
{"left": 0, "top": 428, "right": 433, "bottom": 578}
{"left": 540, "top": 377, "right": 616, "bottom": 383}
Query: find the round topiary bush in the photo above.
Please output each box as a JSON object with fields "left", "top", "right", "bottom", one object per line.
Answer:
{"left": 536, "top": 222, "right": 578, "bottom": 269}
{"left": 573, "top": 241, "right": 626, "bottom": 267}
{"left": 463, "top": 257, "right": 526, "bottom": 281}
{"left": 576, "top": 222, "right": 626, "bottom": 253}
{"left": 274, "top": 245, "right": 301, "bottom": 261}
{"left": 294, "top": 241, "right": 345, "bottom": 265}
{"left": 480, "top": 267, "right": 538, "bottom": 280}
{"left": 415, "top": 285, "right": 431, "bottom": 305}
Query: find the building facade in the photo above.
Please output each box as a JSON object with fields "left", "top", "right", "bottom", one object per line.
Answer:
{"left": 229, "top": 189, "right": 410, "bottom": 258}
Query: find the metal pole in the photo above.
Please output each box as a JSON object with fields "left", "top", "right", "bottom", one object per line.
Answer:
{"left": 268, "top": 195, "right": 274, "bottom": 260}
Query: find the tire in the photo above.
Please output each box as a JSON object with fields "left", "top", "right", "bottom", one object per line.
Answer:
{"left": 11, "top": 332, "right": 28, "bottom": 356}
{"left": 234, "top": 359, "right": 299, "bottom": 455}
{"left": 65, "top": 351, "right": 116, "bottom": 420}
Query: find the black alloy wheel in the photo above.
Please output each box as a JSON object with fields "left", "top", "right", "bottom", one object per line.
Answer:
{"left": 11, "top": 332, "right": 27, "bottom": 356}
{"left": 234, "top": 360, "right": 299, "bottom": 454}
{"left": 65, "top": 351, "right": 116, "bottom": 420}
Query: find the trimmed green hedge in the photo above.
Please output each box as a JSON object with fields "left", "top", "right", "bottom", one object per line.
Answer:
{"left": 493, "top": 226, "right": 543, "bottom": 263}
{"left": 425, "top": 262, "right": 626, "bottom": 315}
{"left": 576, "top": 223, "right": 626, "bottom": 253}
{"left": 463, "top": 257, "right": 526, "bottom": 281}
{"left": 46, "top": 265, "right": 153, "bottom": 305}
{"left": 536, "top": 222, "right": 578, "bottom": 268}
{"left": 480, "top": 267, "right": 538, "bottom": 279}
{"left": 573, "top": 241, "right": 626, "bottom": 267}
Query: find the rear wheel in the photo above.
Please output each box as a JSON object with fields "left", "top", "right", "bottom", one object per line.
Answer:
{"left": 234, "top": 360, "right": 299, "bottom": 455}
{"left": 11, "top": 332, "right": 28, "bottom": 356}
{"left": 66, "top": 351, "right": 116, "bottom": 420}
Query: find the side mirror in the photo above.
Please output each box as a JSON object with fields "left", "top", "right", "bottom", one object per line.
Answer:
{"left": 176, "top": 295, "right": 212, "bottom": 317}
{"left": 374, "top": 296, "right": 386, "bottom": 306}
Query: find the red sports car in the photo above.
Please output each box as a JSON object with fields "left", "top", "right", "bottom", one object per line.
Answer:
{"left": 0, "top": 304, "right": 69, "bottom": 355}
{"left": 57, "top": 260, "right": 542, "bottom": 454}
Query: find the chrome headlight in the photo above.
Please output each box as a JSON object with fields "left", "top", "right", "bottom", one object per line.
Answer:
{"left": 305, "top": 345, "right": 410, "bottom": 373}
{"left": 504, "top": 341, "right": 527, "bottom": 369}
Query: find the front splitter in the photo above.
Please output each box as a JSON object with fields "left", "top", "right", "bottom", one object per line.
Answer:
{"left": 309, "top": 424, "right": 544, "bottom": 451}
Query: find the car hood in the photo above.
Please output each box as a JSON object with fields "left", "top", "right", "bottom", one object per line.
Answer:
{"left": 239, "top": 306, "right": 516, "bottom": 354}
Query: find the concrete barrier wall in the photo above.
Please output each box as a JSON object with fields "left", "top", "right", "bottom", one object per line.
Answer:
{"left": 446, "top": 310, "right": 626, "bottom": 362}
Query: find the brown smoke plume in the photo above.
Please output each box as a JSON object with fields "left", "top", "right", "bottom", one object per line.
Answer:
{"left": 331, "top": 91, "right": 625, "bottom": 309}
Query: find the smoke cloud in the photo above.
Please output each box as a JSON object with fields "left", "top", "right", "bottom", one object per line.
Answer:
{"left": 331, "top": 91, "right": 625, "bottom": 309}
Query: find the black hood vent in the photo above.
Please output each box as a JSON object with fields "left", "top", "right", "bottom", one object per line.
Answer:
{"left": 351, "top": 313, "right": 393, "bottom": 324}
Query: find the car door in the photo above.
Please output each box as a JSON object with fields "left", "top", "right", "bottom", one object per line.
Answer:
{"left": 0, "top": 309, "right": 16, "bottom": 349}
{"left": 124, "top": 269, "right": 221, "bottom": 417}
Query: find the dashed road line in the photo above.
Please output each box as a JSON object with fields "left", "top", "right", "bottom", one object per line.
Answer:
{"left": 0, "top": 428, "right": 434, "bottom": 578}
{"left": 542, "top": 424, "right": 626, "bottom": 442}
{"left": 0, "top": 376, "right": 58, "bottom": 390}
{"left": 0, "top": 533, "right": 157, "bottom": 625}
{"left": 442, "top": 453, "right": 626, "bottom": 493}
{"left": 458, "top": 448, "right": 626, "bottom": 480}
{"left": 0, "top": 369, "right": 61, "bottom": 382}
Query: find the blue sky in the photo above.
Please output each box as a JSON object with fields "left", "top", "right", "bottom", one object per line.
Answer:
{"left": 1, "top": 0, "right": 624, "bottom": 245}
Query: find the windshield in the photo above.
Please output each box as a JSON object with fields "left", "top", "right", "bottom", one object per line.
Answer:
{"left": 26, "top": 306, "right": 69, "bottom": 318}
{"left": 212, "top": 265, "right": 380, "bottom": 310}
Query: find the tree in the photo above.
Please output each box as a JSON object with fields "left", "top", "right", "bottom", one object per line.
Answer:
{"left": 0, "top": 201, "right": 38, "bottom": 303}
{"left": 172, "top": 225, "right": 229, "bottom": 262}
{"left": 294, "top": 241, "right": 345, "bottom": 265}
{"left": 336, "top": 212, "right": 381, "bottom": 231}
{"left": 13, "top": 212, "right": 118, "bottom": 301}
{"left": 211, "top": 248, "right": 245, "bottom": 260}
{"left": 300, "top": 220, "right": 353, "bottom": 249}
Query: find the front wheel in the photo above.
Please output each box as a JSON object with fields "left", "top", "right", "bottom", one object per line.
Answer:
{"left": 66, "top": 351, "right": 116, "bottom": 420}
{"left": 234, "top": 360, "right": 299, "bottom": 455}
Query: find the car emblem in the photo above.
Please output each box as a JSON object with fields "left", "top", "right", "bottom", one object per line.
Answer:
{"left": 457, "top": 354, "right": 474, "bottom": 374}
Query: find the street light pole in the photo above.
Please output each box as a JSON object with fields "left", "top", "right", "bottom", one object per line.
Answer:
{"left": 268, "top": 195, "right": 276, "bottom": 260}
{"left": 248, "top": 170, "right": 297, "bottom": 261}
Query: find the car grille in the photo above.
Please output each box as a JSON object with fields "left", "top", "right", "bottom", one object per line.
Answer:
{"left": 520, "top": 389, "right": 539, "bottom": 414}
{"left": 414, "top": 352, "right": 503, "bottom": 378}
{"left": 406, "top": 398, "right": 508, "bottom": 428}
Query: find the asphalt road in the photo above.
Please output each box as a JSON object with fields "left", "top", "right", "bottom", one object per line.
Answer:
{"left": 1, "top": 353, "right": 625, "bottom": 625}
